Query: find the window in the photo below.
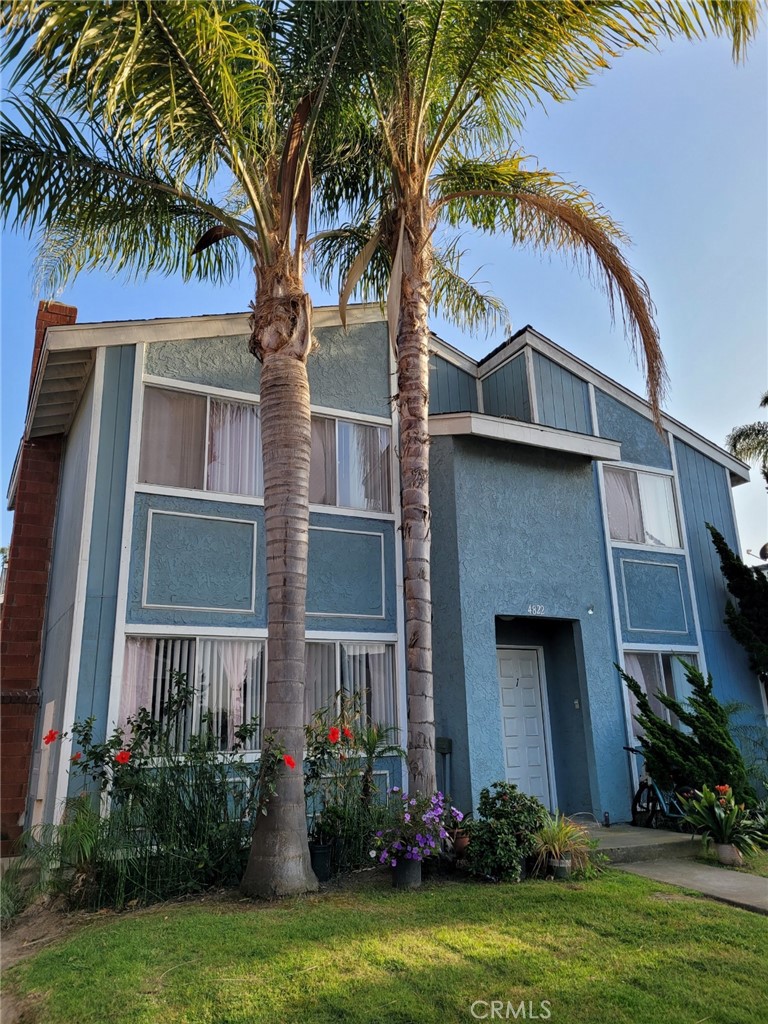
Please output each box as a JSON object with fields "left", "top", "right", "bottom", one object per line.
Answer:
{"left": 604, "top": 466, "right": 680, "bottom": 548}
{"left": 120, "top": 636, "right": 265, "bottom": 751}
{"left": 139, "top": 386, "right": 263, "bottom": 498}
{"left": 304, "top": 640, "right": 399, "bottom": 730}
{"left": 310, "top": 416, "right": 392, "bottom": 513}
{"left": 120, "top": 636, "right": 398, "bottom": 751}
{"left": 624, "top": 651, "right": 698, "bottom": 739}
{"left": 138, "top": 386, "right": 392, "bottom": 512}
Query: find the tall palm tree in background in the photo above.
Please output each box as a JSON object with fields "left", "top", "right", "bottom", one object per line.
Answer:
{"left": 727, "top": 392, "right": 768, "bottom": 487}
{"left": 312, "top": 0, "right": 758, "bottom": 794}
{"left": 1, "top": 0, "right": 359, "bottom": 897}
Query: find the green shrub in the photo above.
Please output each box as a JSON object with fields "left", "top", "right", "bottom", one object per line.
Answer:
{"left": 620, "top": 660, "right": 756, "bottom": 806}
{"left": 464, "top": 782, "right": 548, "bottom": 882}
{"left": 23, "top": 677, "right": 276, "bottom": 909}
{"left": 0, "top": 861, "right": 28, "bottom": 929}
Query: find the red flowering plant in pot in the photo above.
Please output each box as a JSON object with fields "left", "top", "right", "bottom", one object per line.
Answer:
{"left": 681, "top": 784, "right": 761, "bottom": 866}
{"left": 303, "top": 692, "right": 405, "bottom": 875}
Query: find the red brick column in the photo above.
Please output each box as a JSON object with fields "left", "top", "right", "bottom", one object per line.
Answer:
{"left": 1, "top": 301, "right": 77, "bottom": 855}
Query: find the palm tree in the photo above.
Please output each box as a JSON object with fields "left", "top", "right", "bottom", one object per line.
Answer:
{"left": 727, "top": 392, "right": 768, "bottom": 486}
{"left": 313, "top": 0, "right": 759, "bottom": 794}
{"left": 1, "top": 0, "right": 356, "bottom": 897}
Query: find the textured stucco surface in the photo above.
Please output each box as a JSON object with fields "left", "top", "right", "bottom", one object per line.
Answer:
{"left": 446, "top": 438, "right": 627, "bottom": 820}
{"left": 145, "top": 512, "right": 256, "bottom": 610}
{"left": 129, "top": 494, "right": 396, "bottom": 632}
{"left": 595, "top": 390, "right": 672, "bottom": 469}
{"left": 307, "top": 526, "right": 384, "bottom": 617}
{"left": 612, "top": 548, "right": 696, "bottom": 646}
{"left": 429, "top": 438, "right": 472, "bottom": 811}
{"left": 145, "top": 322, "right": 391, "bottom": 418}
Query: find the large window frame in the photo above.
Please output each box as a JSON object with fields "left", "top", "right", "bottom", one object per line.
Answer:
{"left": 603, "top": 465, "right": 682, "bottom": 550}
{"left": 119, "top": 633, "right": 401, "bottom": 756}
{"left": 137, "top": 382, "right": 394, "bottom": 515}
{"left": 623, "top": 649, "right": 700, "bottom": 740}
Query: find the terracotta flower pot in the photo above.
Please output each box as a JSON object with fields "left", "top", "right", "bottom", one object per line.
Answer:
{"left": 452, "top": 829, "right": 470, "bottom": 856}
{"left": 714, "top": 843, "right": 744, "bottom": 867}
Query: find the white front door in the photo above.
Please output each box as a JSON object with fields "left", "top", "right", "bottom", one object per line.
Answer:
{"left": 497, "top": 648, "right": 553, "bottom": 808}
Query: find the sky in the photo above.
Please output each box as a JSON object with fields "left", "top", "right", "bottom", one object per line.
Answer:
{"left": 1, "top": 30, "right": 767, "bottom": 556}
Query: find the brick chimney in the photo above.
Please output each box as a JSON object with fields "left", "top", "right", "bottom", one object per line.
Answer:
{"left": 1, "top": 301, "right": 77, "bottom": 855}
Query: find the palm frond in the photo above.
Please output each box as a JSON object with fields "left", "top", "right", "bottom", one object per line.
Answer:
{"left": 431, "top": 240, "right": 510, "bottom": 337}
{"left": 433, "top": 156, "right": 666, "bottom": 419}
{"left": 1, "top": 94, "right": 249, "bottom": 290}
{"left": 726, "top": 422, "right": 768, "bottom": 480}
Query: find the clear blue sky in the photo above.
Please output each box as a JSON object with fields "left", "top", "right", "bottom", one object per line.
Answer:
{"left": 2, "top": 31, "right": 766, "bottom": 554}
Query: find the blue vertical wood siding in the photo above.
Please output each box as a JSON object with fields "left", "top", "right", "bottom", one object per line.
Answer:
{"left": 429, "top": 354, "right": 479, "bottom": 413}
{"left": 532, "top": 352, "right": 592, "bottom": 434}
{"left": 74, "top": 346, "right": 135, "bottom": 738}
{"left": 674, "top": 438, "right": 761, "bottom": 707}
{"left": 480, "top": 354, "right": 531, "bottom": 421}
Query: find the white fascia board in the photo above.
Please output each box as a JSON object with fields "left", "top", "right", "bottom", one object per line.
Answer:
{"left": 6, "top": 441, "right": 22, "bottom": 510}
{"left": 476, "top": 331, "right": 531, "bottom": 378}
{"left": 429, "top": 411, "right": 622, "bottom": 462}
{"left": 428, "top": 334, "right": 479, "bottom": 375}
{"left": 42, "top": 303, "right": 384, "bottom": 352}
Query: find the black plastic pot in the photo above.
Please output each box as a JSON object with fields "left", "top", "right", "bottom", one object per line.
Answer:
{"left": 309, "top": 841, "right": 333, "bottom": 883}
{"left": 392, "top": 858, "right": 422, "bottom": 889}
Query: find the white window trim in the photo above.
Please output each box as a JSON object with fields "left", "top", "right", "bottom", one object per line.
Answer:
{"left": 605, "top": 463, "right": 684, "bottom": 553}
{"left": 141, "top": 509, "right": 258, "bottom": 614}
{"left": 139, "top": 382, "right": 395, "bottom": 514}
{"left": 619, "top": 558, "right": 689, "bottom": 636}
{"left": 306, "top": 526, "right": 386, "bottom": 620}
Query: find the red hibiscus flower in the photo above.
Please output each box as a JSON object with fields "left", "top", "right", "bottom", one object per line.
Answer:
{"left": 343, "top": 726, "right": 353, "bottom": 740}
{"left": 328, "top": 727, "right": 340, "bottom": 744}
{"left": 43, "top": 729, "right": 59, "bottom": 745}
{"left": 115, "top": 750, "right": 131, "bottom": 765}
{"left": 71, "top": 752, "right": 82, "bottom": 762}
{"left": 283, "top": 754, "right": 296, "bottom": 770}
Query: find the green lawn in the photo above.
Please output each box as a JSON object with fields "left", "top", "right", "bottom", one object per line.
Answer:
{"left": 4, "top": 872, "right": 767, "bottom": 1024}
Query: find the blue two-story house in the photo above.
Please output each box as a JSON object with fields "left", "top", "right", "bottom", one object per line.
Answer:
{"left": 3, "top": 303, "right": 763, "bottom": 842}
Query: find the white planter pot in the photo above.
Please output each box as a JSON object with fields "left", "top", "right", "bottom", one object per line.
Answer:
{"left": 714, "top": 843, "right": 744, "bottom": 867}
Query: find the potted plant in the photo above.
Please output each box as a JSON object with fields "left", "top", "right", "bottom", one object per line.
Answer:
{"left": 307, "top": 813, "right": 334, "bottom": 883}
{"left": 681, "top": 784, "right": 760, "bottom": 866}
{"left": 371, "top": 789, "right": 462, "bottom": 889}
{"left": 533, "top": 811, "right": 592, "bottom": 879}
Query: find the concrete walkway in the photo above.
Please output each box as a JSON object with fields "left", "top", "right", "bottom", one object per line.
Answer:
{"left": 620, "top": 859, "right": 768, "bottom": 915}
{"left": 587, "top": 824, "right": 767, "bottom": 914}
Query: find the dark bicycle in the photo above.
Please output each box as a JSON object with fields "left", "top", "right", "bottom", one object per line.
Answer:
{"left": 625, "top": 746, "right": 696, "bottom": 830}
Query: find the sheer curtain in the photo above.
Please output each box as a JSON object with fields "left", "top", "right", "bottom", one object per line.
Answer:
{"left": 138, "top": 387, "right": 206, "bottom": 488}
{"left": 304, "top": 642, "right": 336, "bottom": 722}
{"left": 604, "top": 467, "right": 643, "bottom": 543}
{"left": 197, "top": 639, "right": 264, "bottom": 750}
{"left": 341, "top": 643, "right": 397, "bottom": 729}
{"left": 637, "top": 473, "right": 679, "bottom": 547}
{"left": 338, "top": 422, "right": 391, "bottom": 512}
{"left": 206, "top": 400, "right": 263, "bottom": 497}
{"left": 309, "top": 417, "right": 336, "bottom": 504}
{"left": 624, "top": 652, "right": 666, "bottom": 739}
{"left": 119, "top": 637, "right": 157, "bottom": 730}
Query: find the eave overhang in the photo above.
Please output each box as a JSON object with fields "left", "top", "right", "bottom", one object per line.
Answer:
{"left": 429, "top": 412, "right": 623, "bottom": 462}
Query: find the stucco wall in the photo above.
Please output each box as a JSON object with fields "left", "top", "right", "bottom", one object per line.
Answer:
{"left": 446, "top": 438, "right": 628, "bottom": 819}
{"left": 146, "top": 321, "right": 391, "bottom": 418}
{"left": 595, "top": 390, "right": 672, "bottom": 469}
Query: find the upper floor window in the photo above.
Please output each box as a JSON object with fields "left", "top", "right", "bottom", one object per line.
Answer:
{"left": 604, "top": 466, "right": 680, "bottom": 548}
{"left": 139, "top": 386, "right": 391, "bottom": 513}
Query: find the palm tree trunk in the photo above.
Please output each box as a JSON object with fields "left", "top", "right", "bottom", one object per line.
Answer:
{"left": 397, "top": 214, "right": 437, "bottom": 796}
{"left": 240, "top": 265, "right": 318, "bottom": 897}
